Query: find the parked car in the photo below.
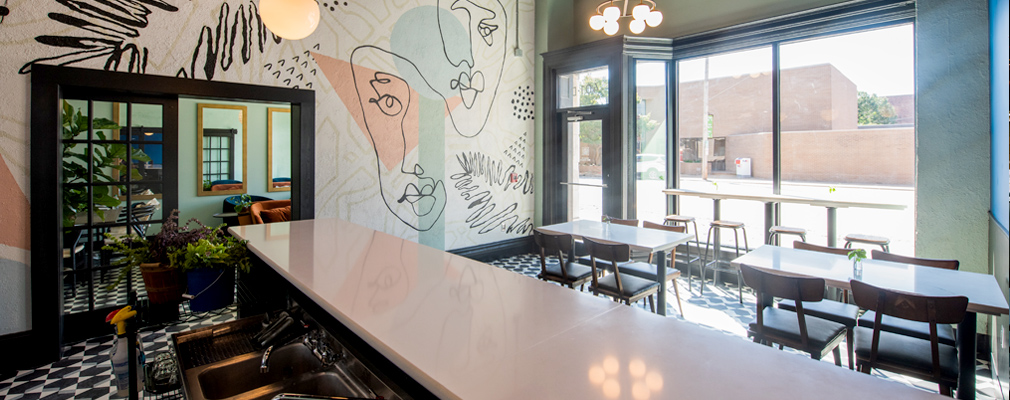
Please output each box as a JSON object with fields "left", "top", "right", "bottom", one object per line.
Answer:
{"left": 636, "top": 153, "right": 666, "bottom": 180}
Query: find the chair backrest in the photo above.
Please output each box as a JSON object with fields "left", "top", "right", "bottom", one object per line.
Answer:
{"left": 584, "top": 237, "right": 632, "bottom": 292}
{"left": 849, "top": 280, "right": 968, "bottom": 325}
{"left": 642, "top": 221, "right": 685, "bottom": 233}
{"left": 849, "top": 279, "right": 968, "bottom": 377}
{"left": 250, "top": 200, "right": 293, "bottom": 224}
{"left": 62, "top": 229, "right": 83, "bottom": 251}
{"left": 606, "top": 217, "right": 639, "bottom": 227}
{"left": 793, "top": 241, "right": 851, "bottom": 256}
{"left": 740, "top": 264, "right": 825, "bottom": 303}
{"left": 533, "top": 230, "right": 575, "bottom": 265}
{"left": 870, "top": 250, "right": 958, "bottom": 270}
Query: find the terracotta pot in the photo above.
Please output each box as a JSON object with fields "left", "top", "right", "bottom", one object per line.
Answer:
{"left": 139, "top": 262, "right": 184, "bottom": 304}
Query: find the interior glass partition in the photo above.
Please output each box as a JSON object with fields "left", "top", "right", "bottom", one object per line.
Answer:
{"left": 676, "top": 47, "right": 773, "bottom": 247}
{"left": 779, "top": 25, "right": 916, "bottom": 253}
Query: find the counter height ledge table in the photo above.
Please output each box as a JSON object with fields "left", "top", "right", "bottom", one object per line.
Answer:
{"left": 663, "top": 187, "right": 906, "bottom": 248}
{"left": 731, "top": 245, "right": 1010, "bottom": 400}
{"left": 537, "top": 219, "right": 694, "bottom": 316}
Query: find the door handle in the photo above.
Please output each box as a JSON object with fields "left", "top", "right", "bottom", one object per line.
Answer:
{"left": 560, "top": 182, "right": 607, "bottom": 188}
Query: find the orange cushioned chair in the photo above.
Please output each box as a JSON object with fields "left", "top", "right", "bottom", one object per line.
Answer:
{"left": 249, "top": 200, "right": 292, "bottom": 224}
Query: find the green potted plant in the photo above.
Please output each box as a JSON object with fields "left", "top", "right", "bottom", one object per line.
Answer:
{"left": 103, "top": 210, "right": 217, "bottom": 304}
{"left": 169, "top": 228, "right": 251, "bottom": 312}
{"left": 233, "top": 194, "right": 255, "bottom": 225}
{"left": 848, "top": 248, "right": 867, "bottom": 278}
{"left": 62, "top": 101, "right": 151, "bottom": 227}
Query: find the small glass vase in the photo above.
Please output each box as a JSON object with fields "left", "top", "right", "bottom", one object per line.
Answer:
{"left": 852, "top": 259, "right": 863, "bottom": 280}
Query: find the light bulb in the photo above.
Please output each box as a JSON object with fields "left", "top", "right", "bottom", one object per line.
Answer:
{"left": 590, "top": 14, "right": 606, "bottom": 31}
{"left": 646, "top": 10, "right": 663, "bottom": 27}
{"left": 629, "top": 19, "right": 645, "bottom": 34}
{"left": 603, "top": 5, "right": 620, "bottom": 22}
{"left": 632, "top": 4, "right": 651, "bottom": 20}
{"left": 259, "top": 0, "right": 321, "bottom": 40}
{"left": 603, "top": 21, "right": 619, "bottom": 36}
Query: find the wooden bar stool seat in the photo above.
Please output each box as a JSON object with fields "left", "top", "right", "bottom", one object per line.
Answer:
{"left": 768, "top": 226, "right": 807, "bottom": 244}
{"left": 843, "top": 234, "right": 890, "bottom": 252}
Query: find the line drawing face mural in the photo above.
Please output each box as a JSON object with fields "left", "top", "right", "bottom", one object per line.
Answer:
{"left": 350, "top": 46, "right": 448, "bottom": 231}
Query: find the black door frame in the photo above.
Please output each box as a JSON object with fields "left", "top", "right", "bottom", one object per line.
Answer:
{"left": 13, "top": 65, "right": 316, "bottom": 372}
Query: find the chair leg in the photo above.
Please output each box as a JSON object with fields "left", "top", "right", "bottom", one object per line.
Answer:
{"left": 832, "top": 346, "right": 842, "bottom": 367}
{"left": 938, "top": 385, "right": 951, "bottom": 397}
{"left": 647, "top": 295, "right": 655, "bottom": 313}
{"left": 701, "top": 226, "right": 715, "bottom": 295}
{"left": 846, "top": 329, "right": 854, "bottom": 370}
{"left": 672, "top": 278, "right": 684, "bottom": 317}
{"left": 734, "top": 228, "right": 743, "bottom": 304}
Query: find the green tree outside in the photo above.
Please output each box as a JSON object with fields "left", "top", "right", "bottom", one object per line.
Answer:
{"left": 857, "top": 91, "right": 898, "bottom": 125}
{"left": 576, "top": 76, "right": 661, "bottom": 148}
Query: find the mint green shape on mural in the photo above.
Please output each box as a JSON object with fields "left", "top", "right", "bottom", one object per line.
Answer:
{"left": 390, "top": 6, "right": 470, "bottom": 101}
{"left": 418, "top": 97, "right": 446, "bottom": 249}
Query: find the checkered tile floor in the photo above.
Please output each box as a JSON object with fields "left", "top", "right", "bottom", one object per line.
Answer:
{"left": 489, "top": 253, "right": 1001, "bottom": 400}
{"left": 3, "top": 253, "right": 999, "bottom": 399}
{"left": 63, "top": 268, "right": 149, "bottom": 315}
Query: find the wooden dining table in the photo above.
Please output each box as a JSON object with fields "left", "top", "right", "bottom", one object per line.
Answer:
{"left": 537, "top": 219, "right": 693, "bottom": 316}
{"left": 731, "top": 245, "right": 1010, "bottom": 400}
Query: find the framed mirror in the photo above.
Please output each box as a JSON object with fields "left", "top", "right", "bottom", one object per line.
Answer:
{"left": 267, "top": 107, "right": 291, "bottom": 192}
{"left": 197, "top": 103, "right": 247, "bottom": 196}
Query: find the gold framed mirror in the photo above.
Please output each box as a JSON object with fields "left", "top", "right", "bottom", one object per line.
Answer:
{"left": 267, "top": 107, "right": 291, "bottom": 192}
{"left": 197, "top": 103, "right": 247, "bottom": 196}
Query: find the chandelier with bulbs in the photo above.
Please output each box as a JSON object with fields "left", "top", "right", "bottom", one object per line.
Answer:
{"left": 589, "top": 0, "right": 663, "bottom": 36}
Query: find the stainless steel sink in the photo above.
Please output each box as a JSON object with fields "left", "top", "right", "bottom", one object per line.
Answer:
{"left": 195, "top": 344, "right": 323, "bottom": 400}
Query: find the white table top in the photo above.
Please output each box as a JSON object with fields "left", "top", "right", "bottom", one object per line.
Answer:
{"left": 537, "top": 220, "right": 693, "bottom": 253}
{"left": 231, "top": 218, "right": 947, "bottom": 400}
{"left": 663, "top": 188, "right": 907, "bottom": 210}
{"left": 732, "top": 245, "right": 1010, "bottom": 316}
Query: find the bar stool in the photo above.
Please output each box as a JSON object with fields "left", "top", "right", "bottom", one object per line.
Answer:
{"left": 767, "top": 226, "right": 807, "bottom": 245}
{"left": 702, "top": 220, "right": 749, "bottom": 303}
{"left": 843, "top": 234, "right": 890, "bottom": 252}
{"left": 664, "top": 214, "right": 702, "bottom": 292}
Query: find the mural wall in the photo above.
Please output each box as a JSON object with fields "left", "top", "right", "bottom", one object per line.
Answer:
{"left": 0, "top": 0, "right": 535, "bottom": 335}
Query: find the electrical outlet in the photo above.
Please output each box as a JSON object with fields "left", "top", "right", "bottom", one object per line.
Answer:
{"left": 514, "top": 47, "right": 523, "bottom": 57}
{"left": 510, "top": 172, "right": 518, "bottom": 183}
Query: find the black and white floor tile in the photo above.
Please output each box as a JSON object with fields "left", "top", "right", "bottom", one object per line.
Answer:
{"left": 63, "top": 268, "right": 149, "bottom": 315}
{"left": 489, "top": 253, "right": 1001, "bottom": 400}
{"left": 2, "top": 253, "right": 999, "bottom": 399}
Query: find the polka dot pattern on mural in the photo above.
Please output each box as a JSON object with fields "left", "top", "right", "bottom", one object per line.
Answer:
{"left": 512, "top": 86, "right": 534, "bottom": 121}
{"left": 503, "top": 132, "right": 527, "bottom": 167}
{"left": 263, "top": 44, "right": 321, "bottom": 89}
{"left": 322, "top": 1, "right": 350, "bottom": 12}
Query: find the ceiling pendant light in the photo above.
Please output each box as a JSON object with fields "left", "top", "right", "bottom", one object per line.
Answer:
{"left": 589, "top": 0, "right": 662, "bottom": 36}
{"left": 259, "top": 0, "right": 321, "bottom": 40}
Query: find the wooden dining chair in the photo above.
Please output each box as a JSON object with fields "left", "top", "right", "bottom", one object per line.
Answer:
{"left": 778, "top": 240, "right": 859, "bottom": 369}
{"left": 850, "top": 279, "right": 968, "bottom": 396}
{"left": 584, "top": 237, "right": 661, "bottom": 313}
{"left": 858, "top": 251, "right": 960, "bottom": 347}
{"left": 605, "top": 217, "right": 639, "bottom": 227}
{"left": 533, "top": 230, "right": 594, "bottom": 291}
{"left": 740, "top": 264, "right": 847, "bottom": 366}
{"left": 624, "top": 221, "right": 686, "bottom": 316}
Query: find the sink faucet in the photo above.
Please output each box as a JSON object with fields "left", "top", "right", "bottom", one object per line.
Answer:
{"left": 260, "top": 345, "right": 274, "bottom": 373}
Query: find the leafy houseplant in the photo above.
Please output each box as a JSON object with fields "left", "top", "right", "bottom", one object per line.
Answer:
{"left": 169, "top": 232, "right": 251, "bottom": 312}
{"left": 233, "top": 194, "right": 254, "bottom": 213}
{"left": 62, "top": 101, "right": 151, "bottom": 227}
{"left": 848, "top": 248, "right": 867, "bottom": 278}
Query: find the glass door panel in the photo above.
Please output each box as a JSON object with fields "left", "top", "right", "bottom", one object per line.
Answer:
{"left": 634, "top": 60, "right": 670, "bottom": 224}
{"left": 779, "top": 25, "right": 915, "bottom": 252}
{"left": 565, "top": 118, "right": 605, "bottom": 222}
{"left": 676, "top": 48, "right": 773, "bottom": 247}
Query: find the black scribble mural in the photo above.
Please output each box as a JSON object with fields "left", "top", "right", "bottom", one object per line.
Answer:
{"left": 512, "top": 85, "right": 534, "bottom": 121}
{"left": 19, "top": 0, "right": 180, "bottom": 74}
{"left": 176, "top": 0, "right": 280, "bottom": 80}
{"left": 450, "top": 152, "right": 533, "bottom": 235}
{"left": 1, "top": 0, "right": 10, "bottom": 25}
{"left": 502, "top": 132, "right": 526, "bottom": 167}
{"left": 264, "top": 45, "right": 320, "bottom": 89}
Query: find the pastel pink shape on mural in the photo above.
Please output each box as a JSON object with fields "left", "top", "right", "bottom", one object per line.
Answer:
{"left": 0, "top": 156, "right": 30, "bottom": 250}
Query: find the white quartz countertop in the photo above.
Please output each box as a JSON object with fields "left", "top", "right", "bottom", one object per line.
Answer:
{"left": 231, "top": 218, "right": 945, "bottom": 400}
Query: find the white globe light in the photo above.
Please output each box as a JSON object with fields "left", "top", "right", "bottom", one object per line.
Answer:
{"left": 603, "top": 6, "right": 621, "bottom": 22}
{"left": 632, "top": 4, "right": 651, "bottom": 21}
{"left": 590, "top": 14, "right": 606, "bottom": 31}
{"left": 629, "top": 19, "right": 645, "bottom": 34}
{"left": 259, "top": 0, "right": 320, "bottom": 40}
{"left": 646, "top": 10, "right": 663, "bottom": 27}
{"left": 603, "top": 21, "right": 619, "bottom": 36}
